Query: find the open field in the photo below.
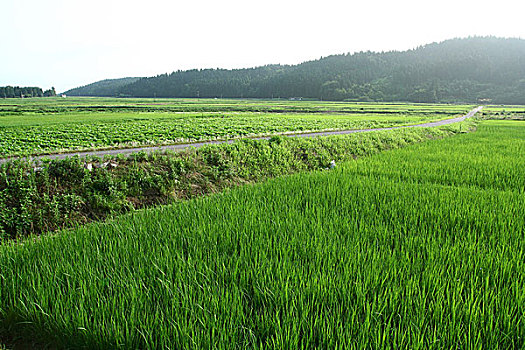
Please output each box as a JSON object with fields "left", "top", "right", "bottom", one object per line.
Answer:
{"left": 1, "top": 119, "right": 523, "bottom": 348}
{"left": 0, "top": 97, "right": 473, "bottom": 113}
{"left": 0, "top": 98, "right": 472, "bottom": 157}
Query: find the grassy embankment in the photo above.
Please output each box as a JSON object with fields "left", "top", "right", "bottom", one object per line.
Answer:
{"left": 1, "top": 119, "right": 523, "bottom": 348}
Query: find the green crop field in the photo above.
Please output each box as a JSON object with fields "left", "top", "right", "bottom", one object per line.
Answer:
{"left": 1, "top": 119, "right": 523, "bottom": 348}
{"left": 482, "top": 105, "right": 525, "bottom": 120}
{"left": 0, "top": 98, "right": 471, "bottom": 157}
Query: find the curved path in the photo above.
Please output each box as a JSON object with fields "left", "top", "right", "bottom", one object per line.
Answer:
{"left": 0, "top": 106, "right": 482, "bottom": 164}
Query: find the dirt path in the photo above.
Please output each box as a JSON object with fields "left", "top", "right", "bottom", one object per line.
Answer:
{"left": 0, "top": 106, "right": 483, "bottom": 164}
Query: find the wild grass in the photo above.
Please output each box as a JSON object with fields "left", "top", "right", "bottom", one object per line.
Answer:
{"left": 0, "top": 120, "right": 522, "bottom": 348}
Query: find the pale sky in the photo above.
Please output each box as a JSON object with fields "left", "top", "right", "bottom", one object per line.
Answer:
{"left": 2, "top": 0, "right": 524, "bottom": 92}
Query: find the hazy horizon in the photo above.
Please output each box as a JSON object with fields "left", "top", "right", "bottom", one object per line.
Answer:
{"left": 2, "top": 0, "right": 525, "bottom": 92}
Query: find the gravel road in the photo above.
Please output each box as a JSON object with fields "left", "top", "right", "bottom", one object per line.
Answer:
{"left": 0, "top": 106, "right": 483, "bottom": 164}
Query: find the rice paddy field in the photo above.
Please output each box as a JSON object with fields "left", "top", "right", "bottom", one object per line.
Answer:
{"left": 1, "top": 116, "right": 523, "bottom": 348}
{"left": 482, "top": 105, "right": 525, "bottom": 119}
{"left": 0, "top": 98, "right": 471, "bottom": 157}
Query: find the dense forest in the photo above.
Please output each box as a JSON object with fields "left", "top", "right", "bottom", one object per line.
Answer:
{"left": 65, "top": 37, "right": 525, "bottom": 104}
{"left": 0, "top": 86, "right": 55, "bottom": 98}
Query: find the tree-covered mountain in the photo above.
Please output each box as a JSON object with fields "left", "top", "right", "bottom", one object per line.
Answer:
{"left": 66, "top": 37, "right": 525, "bottom": 104}
{"left": 64, "top": 77, "right": 140, "bottom": 97}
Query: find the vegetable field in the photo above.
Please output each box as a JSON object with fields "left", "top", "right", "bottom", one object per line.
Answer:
{"left": 0, "top": 98, "right": 471, "bottom": 157}
{"left": 1, "top": 119, "right": 523, "bottom": 348}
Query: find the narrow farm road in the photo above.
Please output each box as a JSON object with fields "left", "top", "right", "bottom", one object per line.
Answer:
{"left": 0, "top": 106, "right": 483, "bottom": 164}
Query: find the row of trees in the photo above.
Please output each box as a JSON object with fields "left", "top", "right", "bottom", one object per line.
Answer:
{"left": 67, "top": 37, "right": 525, "bottom": 104}
{"left": 0, "top": 86, "right": 56, "bottom": 98}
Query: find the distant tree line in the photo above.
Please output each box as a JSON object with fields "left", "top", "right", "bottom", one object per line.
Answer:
{"left": 66, "top": 37, "right": 525, "bottom": 104}
{"left": 0, "top": 86, "right": 56, "bottom": 98}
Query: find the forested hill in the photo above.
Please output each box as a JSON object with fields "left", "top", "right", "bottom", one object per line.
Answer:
{"left": 64, "top": 77, "right": 140, "bottom": 97}
{"left": 65, "top": 37, "right": 525, "bottom": 104}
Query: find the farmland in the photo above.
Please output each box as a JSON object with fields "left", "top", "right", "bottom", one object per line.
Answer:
{"left": 482, "top": 105, "right": 525, "bottom": 119}
{"left": 0, "top": 120, "right": 473, "bottom": 239}
{"left": 1, "top": 117, "right": 523, "bottom": 348}
{"left": 0, "top": 98, "right": 471, "bottom": 157}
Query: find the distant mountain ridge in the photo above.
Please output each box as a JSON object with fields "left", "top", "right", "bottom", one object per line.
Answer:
{"left": 64, "top": 37, "right": 525, "bottom": 104}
